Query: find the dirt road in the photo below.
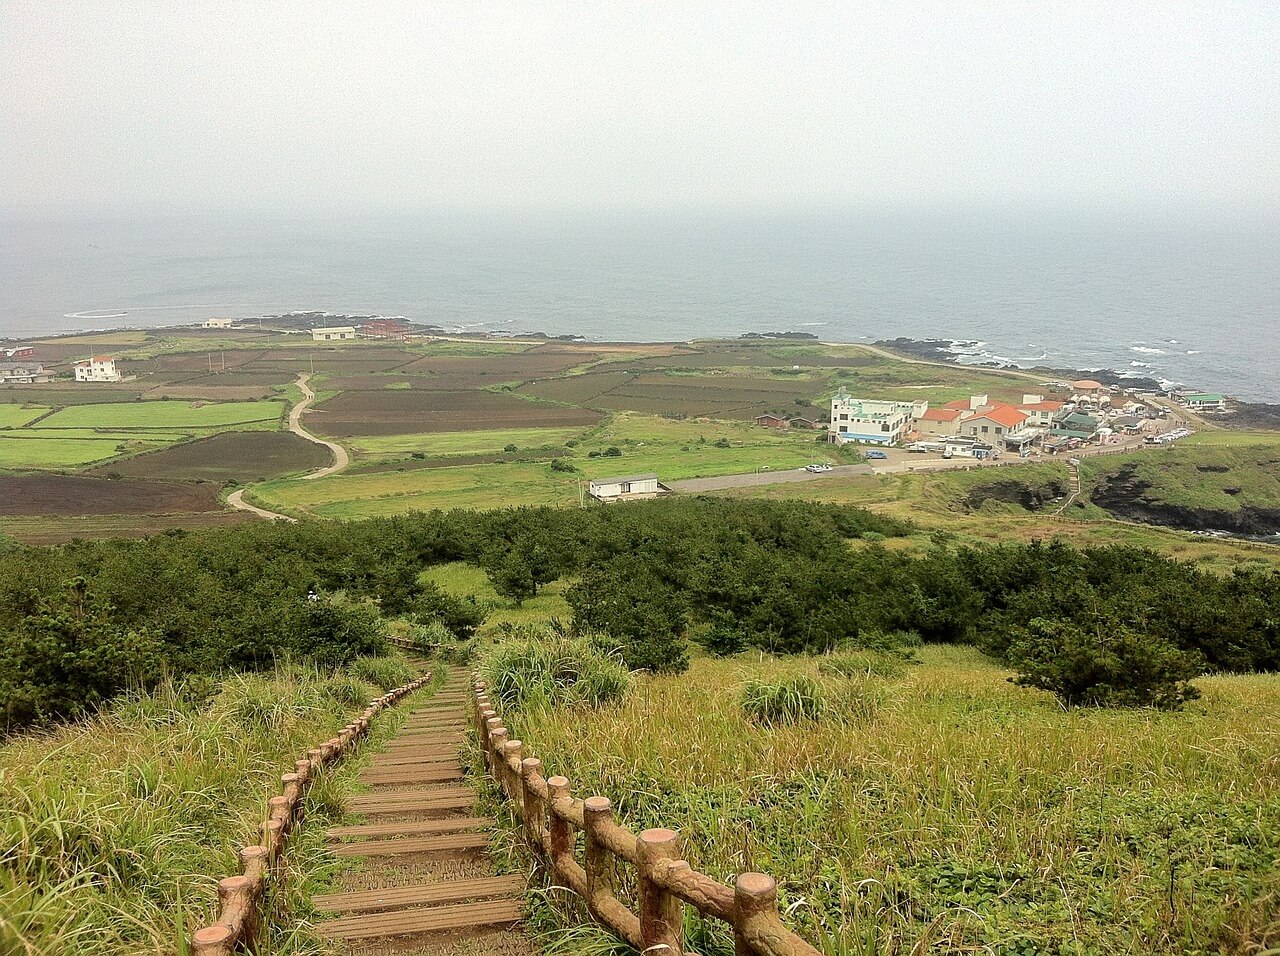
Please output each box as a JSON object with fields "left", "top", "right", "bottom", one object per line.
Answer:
{"left": 226, "top": 489, "right": 295, "bottom": 522}
{"left": 289, "top": 373, "right": 349, "bottom": 479}
{"left": 225, "top": 373, "right": 348, "bottom": 521}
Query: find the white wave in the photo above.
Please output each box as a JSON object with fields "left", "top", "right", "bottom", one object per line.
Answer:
{"left": 799, "top": 322, "right": 828, "bottom": 327}
{"left": 1130, "top": 361, "right": 1152, "bottom": 367}
{"left": 1186, "top": 350, "right": 1201, "bottom": 355}
{"left": 1166, "top": 339, "right": 1180, "bottom": 345}
{"left": 1131, "top": 346, "right": 1166, "bottom": 355}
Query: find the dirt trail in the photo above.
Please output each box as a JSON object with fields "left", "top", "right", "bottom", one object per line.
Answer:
{"left": 314, "top": 671, "right": 532, "bottom": 956}
{"left": 225, "top": 373, "right": 349, "bottom": 521}
{"left": 225, "top": 489, "right": 295, "bottom": 522}
{"left": 290, "top": 372, "right": 350, "bottom": 479}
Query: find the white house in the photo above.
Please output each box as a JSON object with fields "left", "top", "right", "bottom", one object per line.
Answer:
{"left": 828, "top": 389, "right": 926, "bottom": 446}
{"left": 588, "top": 473, "right": 663, "bottom": 502}
{"left": 311, "top": 327, "right": 357, "bottom": 342}
{"left": 73, "top": 356, "right": 122, "bottom": 382}
{"left": 0, "top": 361, "right": 52, "bottom": 384}
{"left": 1180, "top": 392, "right": 1226, "bottom": 412}
{"left": 202, "top": 317, "right": 236, "bottom": 329}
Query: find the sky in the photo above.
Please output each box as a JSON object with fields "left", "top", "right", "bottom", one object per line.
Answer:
{"left": 2, "top": 1, "right": 1277, "bottom": 214}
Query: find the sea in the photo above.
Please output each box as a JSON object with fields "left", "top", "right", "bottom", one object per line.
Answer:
{"left": 2, "top": 206, "right": 1277, "bottom": 401}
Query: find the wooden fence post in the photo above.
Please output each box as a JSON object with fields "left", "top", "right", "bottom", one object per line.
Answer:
{"left": 734, "top": 873, "right": 777, "bottom": 956}
{"left": 520, "top": 757, "right": 544, "bottom": 851}
{"left": 503, "top": 739, "right": 524, "bottom": 815}
{"left": 190, "top": 924, "right": 234, "bottom": 956}
{"left": 583, "top": 796, "right": 614, "bottom": 920}
{"left": 638, "top": 828, "right": 684, "bottom": 956}
{"left": 546, "top": 775, "right": 573, "bottom": 881}
{"left": 488, "top": 725, "right": 509, "bottom": 796}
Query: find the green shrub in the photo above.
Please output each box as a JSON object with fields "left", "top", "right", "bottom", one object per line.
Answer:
{"left": 479, "top": 630, "right": 631, "bottom": 710}
{"left": 348, "top": 655, "right": 416, "bottom": 692}
{"left": 285, "top": 599, "right": 386, "bottom": 669}
{"left": 740, "top": 675, "right": 825, "bottom": 725}
{"left": 1008, "top": 618, "right": 1203, "bottom": 709}
{"left": 550, "top": 457, "right": 576, "bottom": 473}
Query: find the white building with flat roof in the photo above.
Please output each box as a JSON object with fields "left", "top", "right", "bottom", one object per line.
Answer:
{"left": 73, "top": 356, "right": 122, "bottom": 382}
{"left": 828, "top": 389, "right": 926, "bottom": 446}
{"left": 310, "top": 327, "right": 357, "bottom": 341}
{"left": 588, "top": 473, "right": 664, "bottom": 502}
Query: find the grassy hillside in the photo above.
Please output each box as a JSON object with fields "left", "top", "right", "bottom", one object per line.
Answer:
{"left": 491, "top": 646, "right": 1280, "bottom": 955}
{"left": 0, "top": 660, "right": 424, "bottom": 956}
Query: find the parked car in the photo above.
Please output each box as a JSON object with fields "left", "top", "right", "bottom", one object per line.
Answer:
{"left": 865, "top": 450, "right": 889, "bottom": 460}
{"left": 804, "top": 462, "right": 833, "bottom": 473}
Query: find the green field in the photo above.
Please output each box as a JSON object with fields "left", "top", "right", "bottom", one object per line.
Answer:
{"left": 348, "top": 426, "right": 588, "bottom": 459}
{"left": 422, "top": 561, "right": 573, "bottom": 629}
{"left": 0, "top": 404, "right": 48, "bottom": 429}
{"left": 36, "top": 400, "right": 285, "bottom": 430}
{"left": 0, "top": 436, "right": 145, "bottom": 468}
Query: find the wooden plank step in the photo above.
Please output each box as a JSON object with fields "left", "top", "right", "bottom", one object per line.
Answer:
{"left": 360, "top": 767, "right": 463, "bottom": 786}
{"left": 401, "top": 721, "right": 466, "bottom": 730}
{"left": 319, "top": 897, "right": 522, "bottom": 940}
{"left": 368, "top": 754, "right": 460, "bottom": 768}
{"left": 348, "top": 789, "right": 473, "bottom": 812}
{"left": 384, "top": 737, "right": 465, "bottom": 752}
{"left": 326, "top": 816, "right": 492, "bottom": 840}
{"left": 313, "top": 874, "right": 522, "bottom": 914}
{"left": 331, "top": 831, "right": 490, "bottom": 858}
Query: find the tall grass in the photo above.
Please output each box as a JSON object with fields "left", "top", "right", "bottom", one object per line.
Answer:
{"left": 479, "top": 630, "right": 631, "bottom": 710}
{"left": 0, "top": 662, "right": 398, "bottom": 956}
{"left": 496, "top": 646, "right": 1280, "bottom": 955}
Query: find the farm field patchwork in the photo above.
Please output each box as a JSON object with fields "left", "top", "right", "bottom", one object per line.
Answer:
{"left": 86, "top": 431, "right": 332, "bottom": 481}
{"left": 309, "top": 389, "right": 603, "bottom": 436}
{"left": 0, "top": 474, "right": 229, "bottom": 515}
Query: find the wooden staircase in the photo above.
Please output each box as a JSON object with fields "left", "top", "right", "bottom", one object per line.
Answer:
{"left": 315, "top": 672, "right": 530, "bottom": 954}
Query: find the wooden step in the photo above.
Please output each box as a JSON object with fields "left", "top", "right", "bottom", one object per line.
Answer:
{"left": 313, "top": 874, "right": 522, "bottom": 914}
{"left": 360, "top": 766, "right": 463, "bottom": 786}
{"left": 319, "top": 897, "right": 522, "bottom": 940}
{"left": 384, "top": 737, "right": 465, "bottom": 752}
{"left": 348, "top": 788, "right": 473, "bottom": 812}
{"left": 326, "top": 816, "right": 492, "bottom": 841}
{"left": 368, "top": 753, "right": 460, "bottom": 768}
{"left": 331, "top": 831, "right": 490, "bottom": 857}
{"left": 401, "top": 721, "right": 466, "bottom": 730}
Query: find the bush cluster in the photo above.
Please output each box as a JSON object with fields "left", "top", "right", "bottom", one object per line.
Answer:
{"left": 478, "top": 627, "right": 631, "bottom": 710}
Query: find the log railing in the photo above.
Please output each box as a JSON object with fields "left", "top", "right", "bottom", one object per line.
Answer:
{"left": 189, "top": 671, "right": 432, "bottom": 954}
{"left": 472, "top": 677, "right": 821, "bottom": 956}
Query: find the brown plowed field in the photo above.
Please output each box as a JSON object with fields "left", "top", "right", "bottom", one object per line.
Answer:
{"left": 395, "top": 353, "right": 599, "bottom": 384}
{"left": 516, "top": 370, "right": 634, "bottom": 406}
{"left": 0, "top": 386, "right": 148, "bottom": 405}
{"left": 86, "top": 431, "right": 330, "bottom": 481}
{"left": 311, "top": 390, "right": 603, "bottom": 436}
{"left": 0, "top": 475, "right": 227, "bottom": 516}
{"left": 2, "top": 511, "right": 252, "bottom": 544}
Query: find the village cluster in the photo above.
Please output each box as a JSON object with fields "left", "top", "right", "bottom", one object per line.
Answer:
{"left": 759, "top": 378, "right": 1225, "bottom": 461}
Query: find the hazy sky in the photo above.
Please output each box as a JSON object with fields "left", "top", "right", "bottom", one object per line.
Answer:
{"left": 2, "top": 2, "right": 1276, "bottom": 213}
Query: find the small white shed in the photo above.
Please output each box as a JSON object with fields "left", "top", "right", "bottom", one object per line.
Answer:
{"left": 588, "top": 473, "right": 661, "bottom": 502}
{"left": 310, "top": 327, "right": 357, "bottom": 341}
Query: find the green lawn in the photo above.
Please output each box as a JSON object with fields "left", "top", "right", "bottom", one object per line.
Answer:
{"left": 421, "top": 561, "right": 573, "bottom": 630}
{"left": 0, "top": 404, "right": 49, "bottom": 429}
{"left": 36, "top": 400, "right": 285, "bottom": 430}
{"left": 0, "top": 436, "right": 141, "bottom": 468}
{"left": 348, "top": 426, "right": 588, "bottom": 459}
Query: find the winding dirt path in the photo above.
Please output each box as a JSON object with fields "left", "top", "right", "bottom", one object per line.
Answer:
{"left": 225, "top": 373, "right": 350, "bottom": 521}
{"left": 290, "top": 373, "right": 350, "bottom": 479}
{"left": 226, "top": 488, "right": 295, "bottom": 522}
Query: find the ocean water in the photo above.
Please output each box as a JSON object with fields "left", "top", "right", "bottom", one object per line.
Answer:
{"left": 2, "top": 207, "right": 1276, "bottom": 401}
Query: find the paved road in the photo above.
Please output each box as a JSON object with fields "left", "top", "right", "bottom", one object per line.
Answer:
{"left": 290, "top": 373, "right": 350, "bottom": 480}
{"left": 670, "top": 463, "right": 873, "bottom": 493}
{"left": 226, "top": 488, "right": 295, "bottom": 522}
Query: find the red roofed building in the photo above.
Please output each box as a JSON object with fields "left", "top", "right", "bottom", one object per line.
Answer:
{"left": 914, "top": 406, "right": 965, "bottom": 437}
{"left": 962, "top": 403, "right": 1028, "bottom": 440}
{"left": 360, "top": 319, "right": 412, "bottom": 341}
